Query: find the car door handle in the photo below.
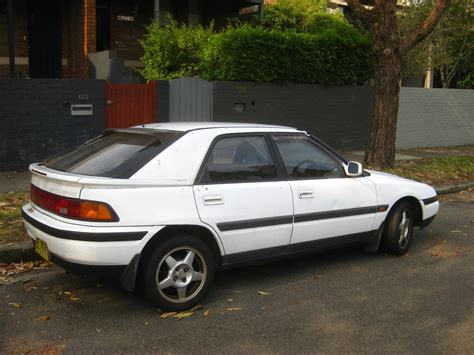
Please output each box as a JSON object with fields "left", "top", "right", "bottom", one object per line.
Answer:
{"left": 202, "top": 195, "right": 224, "bottom": 205}
{"left": 298, "top": 190, "right": 315, "bottom": 199}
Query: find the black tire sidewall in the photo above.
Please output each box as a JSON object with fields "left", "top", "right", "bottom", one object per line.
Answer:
{"left": 381, "top": 201, "right": 414, "bottom": 256}
{"left": 143, "top": 234, "right": 215, "bottom": 311}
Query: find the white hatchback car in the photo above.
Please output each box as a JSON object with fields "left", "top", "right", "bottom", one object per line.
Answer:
{"left": 22, "top": 122, "right": 438, "bottom": 310}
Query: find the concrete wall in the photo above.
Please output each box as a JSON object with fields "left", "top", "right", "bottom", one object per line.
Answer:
{"left": 396, "top": 88, "right": 474, "bottom": 149}
{"left": 213, "top": 81, "right": 373, "bottom": 150}
{"left": 211, "top": 82, "right": 474, "bottom": 150}
{"left": 0, "top": 79, "right": 105, "bottom": 171}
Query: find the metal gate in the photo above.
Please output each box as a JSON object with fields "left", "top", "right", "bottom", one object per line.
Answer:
{"left": 105, "top": 81, "right": 157, "bottom": 128}
{"left": 169, "top": 77, "right": 213, "bottom": 122}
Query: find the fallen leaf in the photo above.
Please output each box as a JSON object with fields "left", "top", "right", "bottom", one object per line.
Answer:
{"left": 257, "top": 291, "right": 270, "bottom": 295}
{"left": 26, "top": 286, "right": 38, "bottom": 292}
{"left": 160, "top": 312, "right": 177, "bottom": 318}
{"left": 312, "top": 274, "right": 324, "bottom": 278}
{"left": 61, "top": 291, "right": 72, "bottom": 296}
{"left": 451, "top": 230, "right": 461, "bottom": 233}
{"left": 173, "top": 311, "right": 194, "bottom": 320}
{"left": 144, "top": 321, "right": 149, "bottom": 325}
{"left": 70, "top": 297, "right": 80, "bottom": 301}
{"left": 234, "top": 290, "right": 242, "bottom": 294}
{"left": 36, "top": 316, "right": 50, "bottom": 321}
{"left": 227, "top": 308, "right": 243, "bottom": 311}
{"left": 190, "top": 304, "right": 203, "bottom": 312}
{"left": 9, "top": 302, "right": 22, "bottom": 309}
{"left": 95, "top": 284, "right": 102, "bottom": 288}
{"left": 96, "top": 328, "right": 102, "bottom": 333}
{"left": 203, "top": 309, "right": 209, "bottom": 317}
{"left": 7, "top": 243, "right": 14, "bottom": 247}
{"left": 227, "top": 298, "right": 233, "bottom": 302}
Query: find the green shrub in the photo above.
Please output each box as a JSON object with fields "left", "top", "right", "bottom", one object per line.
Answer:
{"left": 200, "top": 25, "right": 372, "bottom": 85}
{"left": 261, "top": 1, "right": 365, "bottom": 38}
{"left": 139, "top": 18, "right": 214, "bottom": 81}
{"left": 261, "top": 3, "right": 309, "bottom": 32}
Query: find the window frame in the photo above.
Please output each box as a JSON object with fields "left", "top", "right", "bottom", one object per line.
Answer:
{"left": 268, "top": 132, "right": 347, "bottom": 181}
{"left": 194, "top": 133, "right": 287, "bottom": 185}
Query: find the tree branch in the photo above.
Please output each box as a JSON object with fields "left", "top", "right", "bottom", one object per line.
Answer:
{"left": 400, "top": 0, "right": 451, "bottom": 56}
{"left": 346, "top": 0, "right": 372, "bottom": 24}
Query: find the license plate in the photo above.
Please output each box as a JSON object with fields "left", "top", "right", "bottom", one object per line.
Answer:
{"left": 35, "top": 238, "right": 49, "bottom": 261}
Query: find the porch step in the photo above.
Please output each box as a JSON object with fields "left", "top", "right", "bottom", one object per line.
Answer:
{"left": 88, "top": 50, "right": 144, "bottom": 83}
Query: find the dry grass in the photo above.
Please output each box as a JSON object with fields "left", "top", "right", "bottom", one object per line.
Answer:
{"left": 385, "top": 157, "right": 474, "bottom": 186}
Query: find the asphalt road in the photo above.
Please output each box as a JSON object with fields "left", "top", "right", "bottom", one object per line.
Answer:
{"left": 1, "top": 190, "right": 473, "bottom": 353}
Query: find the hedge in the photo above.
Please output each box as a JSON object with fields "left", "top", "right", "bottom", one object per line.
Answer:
{"left": 139, "top": 19, "right": 214, "bottom": 80}
{"left": 199, "top": 25, "right": 372, "bottom": 85}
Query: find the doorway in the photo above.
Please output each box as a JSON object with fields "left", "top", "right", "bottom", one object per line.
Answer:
{"left": 96, "top": 0, "right": 111, "bottom": 52}
{"left": 27, "top": 0, "right": 61, "bottom": 78}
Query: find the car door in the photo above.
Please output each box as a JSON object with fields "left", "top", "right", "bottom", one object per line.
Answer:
{"left": 270, "top": 134, "right": 378, "bottom": 245}
{"left": 193, "top": 134, "right": 293, "bottom": 255}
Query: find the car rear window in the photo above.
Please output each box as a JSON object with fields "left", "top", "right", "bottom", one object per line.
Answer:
{"left": 45, "top": 130, "right": 180, "bottom": 178}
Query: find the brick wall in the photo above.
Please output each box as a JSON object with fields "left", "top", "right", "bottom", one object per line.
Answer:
{"left": 1, "top": 0, "right": 94, "bottom": 79}
{"left": 0, "top": 79, "right": 105, "bottom": 171}
{"left": 109, "top": 0, "right": 153, "bottom": 63}
{"left": 0, "top": 0, "right": 29, "bottom": 78}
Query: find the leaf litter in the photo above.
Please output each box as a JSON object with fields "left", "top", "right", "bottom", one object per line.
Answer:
{"left": 0, "top": 260, "right": 51, "bottom": 284}
{"left": 159, "top": 304, "right": 206, "bottom": 320}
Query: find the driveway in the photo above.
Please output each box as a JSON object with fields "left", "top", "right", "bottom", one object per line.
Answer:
{"left": 1, "top": 190, "right": 473, "bottom": 353}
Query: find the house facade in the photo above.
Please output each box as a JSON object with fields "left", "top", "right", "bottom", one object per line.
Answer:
{"left": 0, "top": 0, "right": 264, "bottom": 79}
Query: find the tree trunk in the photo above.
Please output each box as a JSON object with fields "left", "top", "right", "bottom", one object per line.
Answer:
{"left": 364, "top": 0, "right": 401, "bottom": 168}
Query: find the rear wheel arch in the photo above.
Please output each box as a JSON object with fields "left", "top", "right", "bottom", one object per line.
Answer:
{"left": 138, "top": 225, "right": 223, "bottom": 273}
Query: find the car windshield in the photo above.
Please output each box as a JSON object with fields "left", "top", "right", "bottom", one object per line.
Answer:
{"left": 45, "top": 130, "right": 180, "bottom": 178}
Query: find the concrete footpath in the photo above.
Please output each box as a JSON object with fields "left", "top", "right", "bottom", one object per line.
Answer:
{"left": 1, "top": 145, "right": 473, "bottom": 263}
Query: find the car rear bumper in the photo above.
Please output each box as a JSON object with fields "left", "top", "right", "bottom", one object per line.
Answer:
{"left": 22, "top": 203, "right": 163, "bottom": 266}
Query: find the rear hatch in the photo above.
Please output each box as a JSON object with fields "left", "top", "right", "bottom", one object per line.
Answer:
{"left": 28, "top": 129, "right": 181, "bottom": 219}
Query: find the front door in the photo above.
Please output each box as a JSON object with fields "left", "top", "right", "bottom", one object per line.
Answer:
{"left": 193, "top": 135, "right": 293, "bottom": 256}
{"left": 96, "top": 0, "right": 111, "bottom": 51}
{"left": 27, "top": 0, "right": 61, "bottom": 78}
{"left": 270, "top": 134, "right": 378, "bottom": 245}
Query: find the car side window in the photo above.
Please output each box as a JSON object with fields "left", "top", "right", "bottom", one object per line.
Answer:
{"left": 272, "top": 135, "right": 343, "bottom": 179}
{"left": 200, "top": 136, "right": 277, "bottom": 183}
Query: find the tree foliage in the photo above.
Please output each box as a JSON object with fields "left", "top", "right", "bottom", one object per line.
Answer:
{"left": 399, "top": 0, "right": 473, "bottom": 88}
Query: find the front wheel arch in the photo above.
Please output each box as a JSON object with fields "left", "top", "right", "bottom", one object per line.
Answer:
{"left": 387, "top": 196, "right": 423, "bottom": 227}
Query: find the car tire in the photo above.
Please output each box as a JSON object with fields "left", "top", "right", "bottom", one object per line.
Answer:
{"left": 380, "top": 201, "right": 414, "bottom": 256}
{"left": 143, "top": 234, "right": 215, "bottom": 311}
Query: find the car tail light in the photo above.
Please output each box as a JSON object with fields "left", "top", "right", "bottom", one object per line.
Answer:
{"left": 30, "top": 185, "right": 118, "bottom": 222}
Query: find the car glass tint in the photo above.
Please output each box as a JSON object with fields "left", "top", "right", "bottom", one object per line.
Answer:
{"left": 46, "top": 131, "right": 179, "bottom": 178}
{"left": 272, "top": 135, "right": 343, "bottom": 178}
{"left": 203, "top": 136, "right": 277, "bottom": 183}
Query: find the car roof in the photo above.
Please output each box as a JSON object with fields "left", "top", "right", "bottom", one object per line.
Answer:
{"left": 134, "top": 122, "right": 298, "bottom": 132}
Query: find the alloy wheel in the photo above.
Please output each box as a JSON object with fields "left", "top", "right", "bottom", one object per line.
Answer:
{"left": 155, "top": 246, "right": 207, "bottom": 304}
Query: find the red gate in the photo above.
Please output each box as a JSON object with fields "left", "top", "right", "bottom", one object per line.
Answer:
{"left": 105, "top": 81, "right": 157, "bottom": 128}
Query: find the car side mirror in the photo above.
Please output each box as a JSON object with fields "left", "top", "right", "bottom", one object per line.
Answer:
{"left": 344, "top": 161, "right": 363, "bottom": 177}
